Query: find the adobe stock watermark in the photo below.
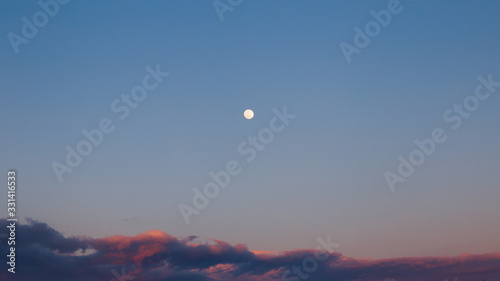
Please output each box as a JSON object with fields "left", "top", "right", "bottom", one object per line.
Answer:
{"left": 385, "top": 74, "right": 499, "bottom": 192}
{"left": 51, "top": 64, "right": 170, "bottom": 182}
{"left": 7, "top": 0, "right": 71, "bottom": 54}
{"left": 351, "top": 278, "right": 395, "bottom": 281}
{"left": 339, "top": 0, "right": 407, "bottom": 64}
{"left": 178, "top": 106, "right": 296, "bottom": 224}
{"left": 213, "top": 0, "right": 242, "bottom": 22}
{"left": 281, "top": 235, "right": 340, "bottom": 281}
{"left": 110, "top": 267, "right": 135, "bottom": 281}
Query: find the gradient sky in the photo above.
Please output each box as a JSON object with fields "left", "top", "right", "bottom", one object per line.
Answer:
{"left": 1, "top": 0, "right": 500, "bottom": 263}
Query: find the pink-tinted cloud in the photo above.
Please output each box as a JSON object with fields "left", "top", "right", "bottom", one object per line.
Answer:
{"left": 1, "top": 219, "right": 499, "bottom": 281}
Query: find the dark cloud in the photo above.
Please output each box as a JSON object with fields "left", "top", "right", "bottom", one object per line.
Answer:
{"left": 0, "top": 219, "right": 499, "bottom": 281}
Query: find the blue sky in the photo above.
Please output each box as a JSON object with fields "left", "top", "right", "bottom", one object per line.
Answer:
{"left": 1, "top": 0, "right": 500, "bottom": 261}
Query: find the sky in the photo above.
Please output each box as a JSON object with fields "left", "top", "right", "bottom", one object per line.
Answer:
{"left": 1, "top": 0, "right": 500, "bottom": 280}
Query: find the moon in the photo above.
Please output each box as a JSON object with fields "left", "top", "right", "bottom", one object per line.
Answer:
{"left": 244, "top": 109, "right": 254, "bottom": 120}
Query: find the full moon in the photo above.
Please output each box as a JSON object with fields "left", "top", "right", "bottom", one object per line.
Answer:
{"left": 244, "top": 109, "right": 254, "bottom": 120}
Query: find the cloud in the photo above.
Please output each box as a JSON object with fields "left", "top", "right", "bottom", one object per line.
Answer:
{"left": 0, "top": 219, "right": 499, "bottom": 281}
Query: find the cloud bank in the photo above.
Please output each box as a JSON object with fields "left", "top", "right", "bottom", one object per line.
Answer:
{"left": 0, "top": 219, "right": 499, "bottom": 281}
